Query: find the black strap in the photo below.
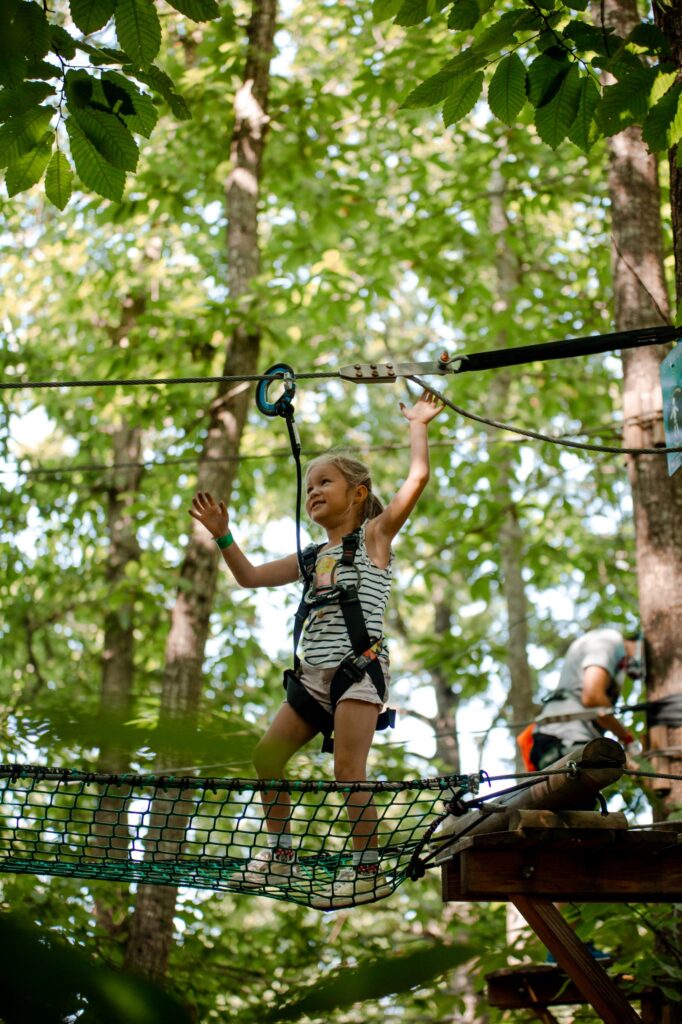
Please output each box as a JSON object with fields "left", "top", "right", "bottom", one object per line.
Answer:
{"left": 283, "top": 670, "right": 335, "bottom": 753}
{"left": 286, "top": 529, "right": 392, "bottom": 753}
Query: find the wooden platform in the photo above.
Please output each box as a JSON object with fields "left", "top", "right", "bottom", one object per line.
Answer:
{"left": 433, "top": 741, "right": 682, "bottom": 1024}
{"left": 439, "top": 817, "right": 682, "bottom": 903}
{"left": 486, "top": 964, "right": 680, "bottom": 1024}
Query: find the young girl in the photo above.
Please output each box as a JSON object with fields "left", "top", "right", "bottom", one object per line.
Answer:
{"left": 189, "top": 391, "right": 443, "bottom": 908}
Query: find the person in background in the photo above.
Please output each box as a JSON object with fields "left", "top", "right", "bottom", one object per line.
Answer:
{"left": 518, "top": 626, "right": 644, "bottom": 962}
{"left": 525, "top": 627, "right": 643, "bottom": 772}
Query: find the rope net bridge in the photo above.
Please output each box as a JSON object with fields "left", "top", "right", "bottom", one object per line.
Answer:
{"left": 0, "top": 765, "right": 482, "bottom": 911}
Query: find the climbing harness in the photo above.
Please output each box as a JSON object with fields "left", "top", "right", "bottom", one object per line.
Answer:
{"left": 286, "top": 529, "right": 395, "bottom": 752}
{"left": 256, "top": 364, "right": 396, "bottom": 753}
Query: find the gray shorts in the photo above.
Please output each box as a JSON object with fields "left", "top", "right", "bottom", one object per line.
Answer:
{"left": 291, "top": 658, "right": 390, "bottom": 716}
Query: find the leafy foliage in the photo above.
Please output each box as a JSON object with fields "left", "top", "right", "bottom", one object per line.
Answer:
{"left": 392, "top": 0, "right": 678, "bottom": 154}
{"left": 0, "top": 0, "right": 219, "bottom": 207}
{"left": 0, "top": 912, "right": 192, "bottom": 1024}
{"left": 0, "top": 0, "right": 678, "bottom": 1021}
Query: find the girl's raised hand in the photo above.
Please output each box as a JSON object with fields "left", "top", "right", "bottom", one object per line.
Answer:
{"left": 399, "top": 389, "right": 445, "bottom": 425}
{"left": 189, "top": 491, "right": 229, "bottom": 539}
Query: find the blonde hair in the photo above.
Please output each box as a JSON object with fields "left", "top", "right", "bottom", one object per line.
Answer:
{"left": 305, "top": 450, "right": 384, "bottom": 524}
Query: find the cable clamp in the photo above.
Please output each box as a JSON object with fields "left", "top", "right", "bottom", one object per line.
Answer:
{"left": 338, "top": 354, "right": 466, "bottom": 383}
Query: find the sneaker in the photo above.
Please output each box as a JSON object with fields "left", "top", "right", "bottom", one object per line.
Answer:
{"left": 232, "top": 848, "right": 298, "bottom": 887}
{"left": 310, "top": 867, "right": 392, "bottom": 910}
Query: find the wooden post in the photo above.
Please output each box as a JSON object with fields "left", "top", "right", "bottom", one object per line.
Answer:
{"left": 512, "top": 897, "right": 642, "bottom": 1024}
{"left": 434, "top": 737, "right": 625, "bottom": 860}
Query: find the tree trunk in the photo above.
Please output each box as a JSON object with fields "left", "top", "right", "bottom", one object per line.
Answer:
{"left": 98, "top": 419, "right": 143, "bottom": 772}
{"left": 94, "top": 302, "right": 145, "bottom": 936}
{"left": 654, "top": 1, "right": 682, "bottom": 302}
{"left": 601, "top": 0, "right": 682, "bottom": 816}
{"left": 124, "top": 0, "right": 279, "bottom": 981}
{"left": 432, "top": 587, "right": 461, "bottom": 772}
{"left": 486, "top": 158, "right": 535, "bottom": 772}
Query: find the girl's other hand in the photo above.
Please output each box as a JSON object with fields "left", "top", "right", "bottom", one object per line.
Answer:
{"left": 399, "top": 389, "right": 445, "bottom": 425}
{"left": 189, "top": 491, "right": 229, "bottom": 538}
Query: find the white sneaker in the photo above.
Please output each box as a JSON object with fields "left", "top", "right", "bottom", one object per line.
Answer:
{"left": 232, "top": 848, "right": 298, "bottom": 887}
{"left": 310, "top": 867, "right": 392, "bottom": 910}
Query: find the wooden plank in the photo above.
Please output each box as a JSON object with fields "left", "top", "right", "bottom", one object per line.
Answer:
{"left": 442, "top": 843, "right": 682, "bottom": 901}
{"left": 437, "top": 825, "right": 678, "bottom": 859}
{"left": 512, "top": 896, "right": 642, "bottom": 1024}
{"left": 486, "top": 965, "right": 642, "bottom": 1008}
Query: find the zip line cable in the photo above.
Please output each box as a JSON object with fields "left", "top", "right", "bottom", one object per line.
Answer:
{"left": 409, "top": 375, "right": 682, "bottom": 456}
{"left": 2, "top": 325, "right": 680, "bottom": 455}
{"left": 1, "top": 324, "right": 678, "bottom": 392}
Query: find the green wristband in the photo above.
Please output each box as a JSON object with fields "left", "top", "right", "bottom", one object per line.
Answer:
{"left": 215, "top": 532, "right": 234, "bottom": 549}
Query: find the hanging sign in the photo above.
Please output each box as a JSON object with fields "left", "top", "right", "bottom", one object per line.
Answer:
{"left": 660, "top": 343, "right": 682, "bottom": 477}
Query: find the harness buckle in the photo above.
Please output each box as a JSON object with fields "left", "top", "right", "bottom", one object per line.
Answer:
{"left": 337, "top": 640, "right": 383, "bottom": 684}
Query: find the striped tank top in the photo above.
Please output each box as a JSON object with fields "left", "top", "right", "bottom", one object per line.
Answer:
{"left": 300, "top": 525, "right": 392, "bottom": 668}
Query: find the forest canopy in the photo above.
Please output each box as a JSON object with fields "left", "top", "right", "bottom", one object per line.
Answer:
{"left": 1, "top": 0, "right": 681, "bottom": 1021}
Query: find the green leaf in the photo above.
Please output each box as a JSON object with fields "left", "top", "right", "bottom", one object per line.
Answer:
{"left": 102, "top": 71, "right": 159, "bottom": 139}
{"left": 4, "top": 129, "right": 52, "bottom": 196}
{"left": 534, "top": 62, "right": 581, "bottom": 149}
{"left": 44, "top": 149, "right": 74, "bottom": 209}
{"left": 402, "top": 71, "right": 457, "bottom": 108}
{"left": 0, "top": 81, "right": 54, "bottom": 119}
{"left": 0, "top": 914, "right": 193, "bottom": 1024}
{"left": 0, "top": 0, "right": 52, "bottom": 86}
{"left": 563, "top": 19, "right": 617, "bottom": 56}
{"left": 0, "top": 105, "right": 53, "bottom": 168}
{"left": 527, "top": 53, "right": 570, "bottom": 108}
{"left": 70, "top": 0, "right": 116, "bottom": 33}
{"left": 441, "top": 48, "right": 489, "bottom": 75}
{"left": 129, "top": 65, "right": 192, "bottom": 120}
{"left": 165, "top": 0, "right": 220, "bottom": 19}
{"left": 442, "top": 71, "right": 484, "bottom": 126}
{"left": 595, "top": 65, "right": 654, "bottom": 137}
{"left": 115, "top": 0, "right": 162, "bottom": 67}
{"left": 65, "top": 116, "right": 126, "bottom": 201}
{"left": 402, "top": 48, "right": 486, "bottom": 108}
{"left": 76, "top": 40, "right": 130, "bottom": 65}
{"left": 473, "top": 9, "right": 527, "bottom": 55}
{"left": 650, "top": 70, "right": 678, "bottom": 107}
{"left": 567, "top": 74, "right": 601, "bottom": 151}
{"left": 266, "top": 943, "right": 476, "bottom": 1021}
{"left": 395, "top": 0, "right": 429, "bottom": 26}
{"left": 448, "top": 0, "right": 480, "bottom": 30}
{"left": 69, "top": 103, "right": 139, "bottom": 171}
{"left": 488, "top": 53, "right": 526, "bottom": 125}
{"left": 628, "top": 22, "right": 669, "bottom": 57}
{"left": 15, "top": 1, "right": 52, "bottom": 62}
{"left": 24, "top": 59, "right": 62, "bottom": 81}
{"left": 373, "top": 0, "right": 403, "bottom": 20}
{"left": 642, "top": 82, "right": 682, "bottom": 152}
{"left": 50, "top": 25, "right": 78, "bottom": 60}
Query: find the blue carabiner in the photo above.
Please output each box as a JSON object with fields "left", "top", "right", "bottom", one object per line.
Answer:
{"left": 255, "top": 363, "right": 296, "bottom": 418}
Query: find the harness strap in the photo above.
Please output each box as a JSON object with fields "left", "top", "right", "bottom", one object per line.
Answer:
{"left": 284, "top": 670, "right": 334, "bottom": 754}
{"left": 286, "top": 528, "right": 393, "bottom": 753}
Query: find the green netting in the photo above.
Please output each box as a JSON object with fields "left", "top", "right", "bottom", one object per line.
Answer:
{"left": 0, "top": 765, "right": 479, "bottom": 910}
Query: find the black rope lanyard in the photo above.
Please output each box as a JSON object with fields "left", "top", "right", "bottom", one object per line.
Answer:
{"left": 255, "top": 364, "right": 310, "bottom": 584}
